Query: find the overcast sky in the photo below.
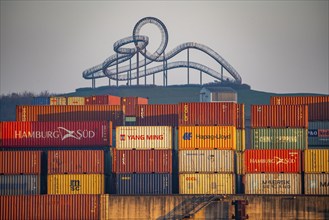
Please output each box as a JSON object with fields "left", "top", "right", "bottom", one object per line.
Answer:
{"left": 1, "top": 1, "right": 328, "bottom": 95}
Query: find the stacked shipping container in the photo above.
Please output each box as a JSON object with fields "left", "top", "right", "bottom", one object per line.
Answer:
{"left": 114, "top": 126, "right": 172, "bottom": 194}
{"left": 177, "top": 102, "right": 238, "bottom": 194}
{"left": 47, "top": 150, "right": 105, "bottom": 194}
{"left": 0, "top": 151, "right": 42, "bottom": 195}
{"left": 244, "top": 104, "right": 308, "bottom": 194}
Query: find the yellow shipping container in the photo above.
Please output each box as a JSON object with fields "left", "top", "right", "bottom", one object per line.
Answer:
{"left": 50, "top": 96, "right": 67, "bottom": 105}
{"left": 179, "top": 173, "right": 235, "bottom": 194}
{"left": 67, "top": 97, "right": 85, "bottom": 105}
{"left": 178, "top": 126, "right": 236, "bottom": 150}
{"left": 304, "top": 149, "right": 329, "bottom": 173}
{"left": 236, "top": 129, "right": 245, "bottom": 152}
{"left": 48, "top": 174, "right": 104, "bottom": 194}
{"left": 116, "top": 126, "right": 172, "bottom": 150}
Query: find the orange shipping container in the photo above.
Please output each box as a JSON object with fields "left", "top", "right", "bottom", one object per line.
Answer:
{"left": 178, "top": 102, "right": 237, "bottom": 126}
{"left": 48, "top": 150, "right": 104, "bottom": 174}
{"left": 270, "top": 96, "right": 329, "bottom": 105}
{"left": 0, "top": 151, "right": 42, "bottom": 174}
{"left": 121, "top": 97, "right": 148, "bottom": 116}
{"left": 237, "top": 103, "right": 245, "bottom": 129}
{"left": 251, "top": 104, "right": 308, "bottom": 128}
{"left": 178, "top": 126, "right": 236, "bottom": 150}
{"left": 49, "top": 96, "right": 67, "bottom": 105}
{"left": 16, "top": 105, "right": 123, "bottom": 127}
{"left": 0, "top": 195, "right": 101, "bottom": 220}
{"left": 136, "top": 104, "right": 178, "bottom": 126}
{"left": 85, "top": 95, "right": 121, "bottom": 105}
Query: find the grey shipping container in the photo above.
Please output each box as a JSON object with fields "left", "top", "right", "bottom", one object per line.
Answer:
{"left": 0, "top": 175, "right": 40, "bottom": 195}
{"left": 116, "top": 173, "right": 172, "bottom": 195}
{"left": 304, "top": 173, "right": 329, "bottom": 195}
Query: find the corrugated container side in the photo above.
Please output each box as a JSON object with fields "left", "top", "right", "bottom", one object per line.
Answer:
{"left": 308, "top": 121, "right": 329, "bottom": 146}
{"left": 113, "top": 149, "right": 172, "bottom": 173}
{"left": 236, "top": 129, "right": 245, "bottom": 152}
{"left": 179, "top": 173, "right": 235, "bottom": 194}
{"left": 0, "top": 175, "right": 40, "bottom": 195}
{"left": 270, "top": 96, "right": 329, "bottom": 105}
{"left": 244, "top": 173, "right": 302, "bottom": 194}
{"left": 48, "top": 150, "right": 104, "bottom": 174}
{"left": 121, "top": 97, "right": 148, "bottom": 116}
{"left": 304, "top": 173, "right": 329, "bottom": 195}
{"left": 116, "top": 126, "right": 172, "bottom": 150}
{"left": 304, "top": 149, "right": 329, "bottom": 173}
{"left": 100, "top": 194, "right": 110, "bottom": 220}
{"left": 178, "top": 126, "right": 236, "bottom": 150}
{"left": 0, "top": 121, "right": 112, "bottom": 147}
{"left": 0, "top": 195, "right": 100, "bottom": 220}
{"left": 67, "top": 97, "right": 85, "bottom": 105}
{"left": 50, "top": 97, "right": 67, "bottom": 105}
{"left": 237, "top": 103, "right": 245, "bottom": 129}
{"left": 178, "top": 150, "right": 234, "bottom": 173}
{"left": 178, "top": 102, "right": 237, "bottom": 126}
{"left": 235, "top": 151, "right": 244, "bottom": 175}
{"left": 0, "top": 151, "right": 42, "bottom": 174}
{"left": 116, "top": 173, "right": 172, "bottom": 195}
{"left": 85, "top": 95, "right": 121, "bottom": 105}
{"left": 251, "top": 105, "right": 308, "bottom": 128}
{"left": 136, "top": 104, "right": 178, "bottom": 126}
{"left": 47, "top": 174, "right": 104, "bottom": 194}
{"left": 308, "top": 102, "right": 329, "bottom": 121}
{"left": 32, "top": 97, "right": 50, "bottom": 105}
{"left": 251, "top": 128, "right": 308, "bottom": 150}
{"left": 16, "top": 105, "right": 123, "bottom": 127}
{"left": 244, "top": 149, "right": 302, "bottom": 173}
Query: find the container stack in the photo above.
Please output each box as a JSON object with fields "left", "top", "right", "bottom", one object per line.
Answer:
{"left": 303, "top": 149, "right": 329, "bottom": 194}
{"left": 270, "top": 95, "right": 329, "bottom": 148}
{"left": 0, "top": 151, "right": 42, "bottom": 195}
{"left": 177, "top": 102, "right": 237, "bottom": 194}
{"left": 47, "top": 150, "right": 106, "bottom": 194}
{"left": 113, "top": 126, "right": 173, "bottom": 194}
{"left": 244, "top": 104, "right": 308, "bottom": 194}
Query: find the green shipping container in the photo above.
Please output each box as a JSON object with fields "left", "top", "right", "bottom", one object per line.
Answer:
{"left": 251, "top": 128, "right": 307, "bottom": 150}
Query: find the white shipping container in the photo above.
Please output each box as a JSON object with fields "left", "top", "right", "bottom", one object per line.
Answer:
{"left": 179, "top": 150, "right": 234, "bottom": 173}
{"left": 179, "top": 173, "right": 235, "bottom": 194}
{"left": 244, "top": 173, "right": 301, "bottom": 195}
{"left": 116, "top": 126, "right": 172, "bottom": 150}
{"left": 304, "top": 173, "right": 329, "bottom": 195}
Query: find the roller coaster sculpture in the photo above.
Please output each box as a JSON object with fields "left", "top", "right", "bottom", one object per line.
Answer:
{"left": 82, "top": 17, "right": 242, "bottom": 87}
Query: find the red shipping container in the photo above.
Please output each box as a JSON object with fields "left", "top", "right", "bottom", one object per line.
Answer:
{"left": 48, "top": 150, "right": 104, "bottom": 174}
{"left": 308, "top": 102, "right": 329, "bottom": 121}
{"left": 0, "top": 195, "right": 101, "bottom": 220}
{"left": 178, "top": 102, "right": 237, "bottom": 126}
{"left": 112, "top": 149, "right": 172, "bottom": 173}
{"left": 121, "top": 97, "right": 148, "bottom": 116}
{"left": 244, "top": 149, "right": 302, "bottom": 173}
{"left": 251, "top": 105, "right": 308, "bottom": 128}
{"left": 16, "top": 105, "right": 123, "bottom": 127}
{"left": 136, "top": 104, "right": 178, "bottom": 126}
{"left": 85, "top": 95, "right": 121, "bottom": 105}
{"left": 270, "top": 96, "right": 329, "bottom": 105}
{"left": 0, "top": 121, "right": 112, "bottom": 147}
{"left": 0, "top": 151, "right": 42, "bottom": 174}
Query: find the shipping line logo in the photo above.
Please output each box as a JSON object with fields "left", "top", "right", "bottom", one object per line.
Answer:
{"left": 249, "top": 157, "right": 297, "bottom": 165}
{"left": 119, "top": 134, "right": 164, "bottom": 141}
{"left": 183, "top": 132, "right": 231, "bottom": 140}
{"left": 308, "top": 129, "right": 329, "bottom": 137}
{"left": 14, "top": 127, "right": 96, "bottom": 140}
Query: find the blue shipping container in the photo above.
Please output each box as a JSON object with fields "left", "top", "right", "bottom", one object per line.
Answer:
{"left": 0, "top": 175, "right": 40, "bottom": 195}
{"left": 116, "top": 173, "right": 172, "bottom": 195}
{"left": 32, "top": 97, "right": 50, "bottom": 105}
{"left": 308, "top": 121, "right": 329, "bottom": 146}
